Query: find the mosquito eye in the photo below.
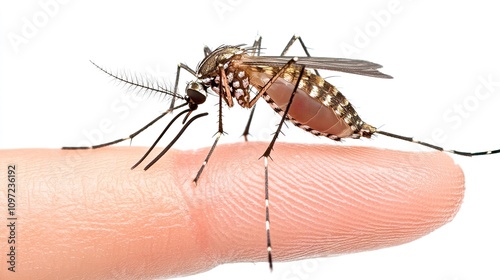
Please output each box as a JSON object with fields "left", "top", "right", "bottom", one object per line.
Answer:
{"left": 186, "top": 82, "right": 207, "bottom": 104}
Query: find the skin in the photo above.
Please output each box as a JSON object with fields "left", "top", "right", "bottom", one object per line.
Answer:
{"left": 0, "top": 142, "right": 464, "bottom": 280}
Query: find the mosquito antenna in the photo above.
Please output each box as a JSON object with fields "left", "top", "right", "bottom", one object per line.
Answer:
{"left": 131, "top": 108, "right": 191, "bottom": 169}
{"left": 375, "top": 130, "right": 500, "bottom": 156}
{"left": 143, "top": 112, "right": 208, "bottom": 170}
{"left": 89, "top": 60, "right": 183, "bottom": 100}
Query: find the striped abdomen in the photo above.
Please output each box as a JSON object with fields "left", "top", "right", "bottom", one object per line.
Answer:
{"left": 249, "top": 66, "right": 376, "bottom": 140}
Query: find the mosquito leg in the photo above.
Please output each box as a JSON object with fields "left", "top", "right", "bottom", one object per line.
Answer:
{"left": 242, "top": 105, "right": 256, "bottom": 141}
{"left": 375, "top": 130, "right": 500, "bottom": 156}
{"left": 218, "top": 64, "right": 233, "bottom": 107}
{"left": 249, "top": 35, "right": 262, "bottom": 56}
{"left": 280, "top": 35, "right": 320, "bottom": 76}
{"left": 248, "top": 57, "right": 298, "bottom": 108}
{"left": 171, "top": 63, "right": 197, "bottom": 111}
{"left": 263, "top": 155, "right": 273, "bottom": 271}
{"left": 62, "top": 102, "right": 189, "bottom": 150}
{"left": 280, "top": 35, "right": 299, "bottom": 56}
{"left": 259, "top": 65, "right": 306, "bottom": 271}
{"left": 261, "top": 65, "right": 306, "bottom": 157}
{"left": 280, "top": 35, "right": 312, "bottom": 57}
{"left": 241, "top": 36, "right": 263, "bottom": 140}
{"left": 193, "top": 77, "right": 226, "bottom": 184}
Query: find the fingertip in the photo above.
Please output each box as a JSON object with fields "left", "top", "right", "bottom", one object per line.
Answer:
{"left": 183, "top": 142, "right": 464, "bottom": 265}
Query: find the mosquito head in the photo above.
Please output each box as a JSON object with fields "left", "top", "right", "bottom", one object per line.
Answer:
{"left": 186, "top": 81, "right": 207, "bottom": 108}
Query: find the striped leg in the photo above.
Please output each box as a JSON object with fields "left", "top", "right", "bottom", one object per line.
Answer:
{"left": 193, "top": 65, "right": 230, "bottom": 184}
{"left": 242, "top": 36, "right": 263, "bottom": 141}
{"left": 375, "top": 130, "right": 500, "bottom": 156}
{"left": 260, "top": 63, "right": 307, "bottom": 271}
{"left": 242, "top": 35, "right": 320, "bottom": 141}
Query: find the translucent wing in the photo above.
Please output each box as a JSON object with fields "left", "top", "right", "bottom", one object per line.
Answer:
{"left": 240, "top": 56, "right": 393, "bottom": 79}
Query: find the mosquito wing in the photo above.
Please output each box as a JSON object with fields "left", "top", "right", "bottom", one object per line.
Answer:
{"left": 240, "top": 56, "right": 392, "bottom": 79}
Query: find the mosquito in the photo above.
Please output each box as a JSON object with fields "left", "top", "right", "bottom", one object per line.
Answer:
{"left": 64, "top": 35, "right": 500, "bottom": 271}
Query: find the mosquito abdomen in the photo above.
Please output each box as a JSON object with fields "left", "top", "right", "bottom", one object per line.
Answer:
{"left": 251, "top": 70, "right": 367, "bottom": 140}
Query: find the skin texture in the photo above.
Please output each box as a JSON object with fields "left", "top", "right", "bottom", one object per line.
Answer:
{"left": 0, "top": 142, "right": 464, "bottom": 280}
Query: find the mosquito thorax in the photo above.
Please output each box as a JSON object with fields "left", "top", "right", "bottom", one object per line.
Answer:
{"left": 197, "top": 45, "right": 243, "bottom": 75}
{"left": 197, "top": 45, "right": 252, "bottom": 108}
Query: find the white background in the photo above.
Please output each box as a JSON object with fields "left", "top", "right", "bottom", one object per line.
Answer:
{"left": 1, "top": 1, "right": 500, "bottom": 280}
